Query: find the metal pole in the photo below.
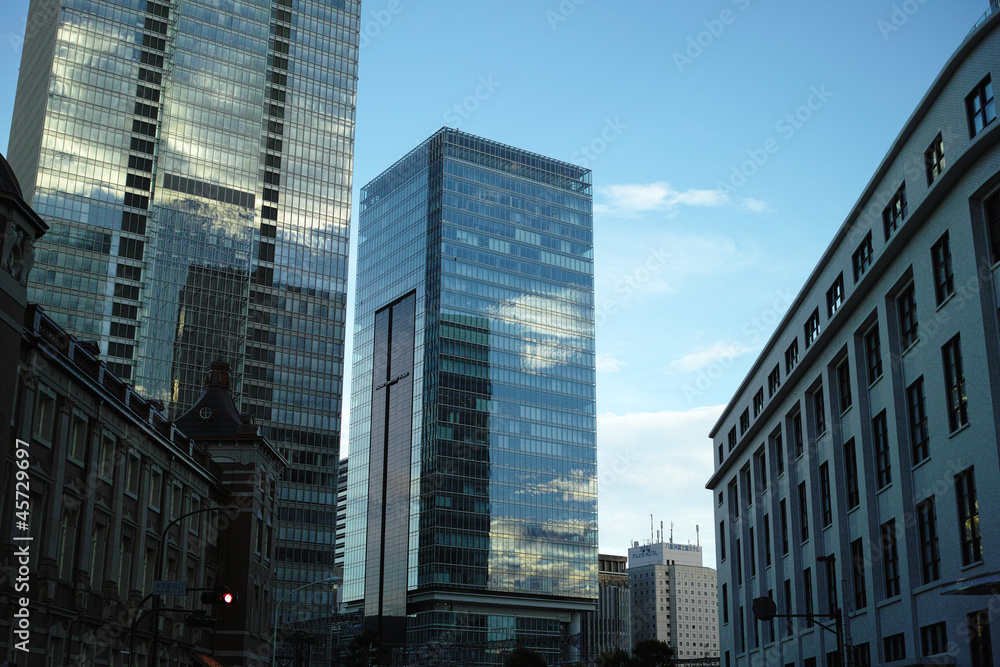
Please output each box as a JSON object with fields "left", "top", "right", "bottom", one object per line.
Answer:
{"left": 151, "top": 505, "right": 239, "bottom": 667}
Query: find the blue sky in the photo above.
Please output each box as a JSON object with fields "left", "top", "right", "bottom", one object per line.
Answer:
{"left": 0, "top": 0, "right": 992, "bottom": 560}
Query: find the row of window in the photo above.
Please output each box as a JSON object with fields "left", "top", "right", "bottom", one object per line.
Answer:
{"left": 725, "top": 609, "right": 991, "bottom": 667}
{"left": 720, "top": 73, "right": 996, "bottom": 463}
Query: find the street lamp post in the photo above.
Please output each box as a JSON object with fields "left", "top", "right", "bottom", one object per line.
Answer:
{"left": 143, "top": 505, "right": 241, "bottom": 667}
{"left": 271, "top": 575, "right": 340, "bottom": 667}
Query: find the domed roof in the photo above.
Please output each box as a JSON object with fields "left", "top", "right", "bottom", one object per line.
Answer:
{"left": 0, "top": 153, "right": 24, "bottom": 200}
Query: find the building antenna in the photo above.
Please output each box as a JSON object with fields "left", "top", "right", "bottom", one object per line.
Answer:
{"left": 650, "top": 514, "right": 654, "bottom": 544}
{"left": 696, "top": 524, "right": 700, "bottom": 547}
{"left": 660, "top": 521, "right": 664, "bottom": 545}
{"left": 670, "top": 522, "right": 674, "bottom": 544}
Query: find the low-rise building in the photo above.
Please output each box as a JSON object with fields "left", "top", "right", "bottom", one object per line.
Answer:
{"left": 581, "top": 554, "right": 632, "bottom": 665}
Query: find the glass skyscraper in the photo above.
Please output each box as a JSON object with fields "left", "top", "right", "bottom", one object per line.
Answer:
{"left": 345, "top": 129, "right": 598, "bottom": 665}
{"left": 7, "top": 0, "right": 358, "bottom": 637}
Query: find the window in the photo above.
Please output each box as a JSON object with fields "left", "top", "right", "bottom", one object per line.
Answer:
{"left": 942, "top": 334, "right": 968, "bottom": 431}
{"left": 736, "top": 538, "right": 743, "bottom": 586}
{"left": 921, "top": 622, "right": 947, "bottom": 656}
{"left": 125, "top": 454, "right": 141, "bottom": 496}
{"left": 780, "top": 499, "right": 789, "bottom": 555}
{"left": 924, "top": 133, "right": 945, "bottom": 184}
{"left": 897, "top": 283, "right": 918, "bottom": 349}
{"left": 740, "top": 408, "right": 750, "bottom": 435}
{"left": 798, "top": 482, "right": 809, "bottom": 542}
{"left": 836, "top": 360, "right": 852, "bottom": 413}
{"left": 33, "top": 390, "right": 56, "bottom": 444}
{"left": 931, "top": 231, "right": 955, "bottom": 304}
{"left": 908, "top": 377, "right": 929, "bottom": 463}
{"left": 813, "top": 387, "right": 826, "bottom": 436}
{"left": 804, "top": 308, "right": 821, "bottom": 349}
{"left": 722, "top": 583, "right": 729, "bottom": 623}
{"left": 955, "top": 467, "right": 982, "bottom": 565}
{"left": 864, "top": 324, "right": 882, "bottom": 384}
{"left": 149, "top": 469, "right": 162, "bottom": 510}
{"left": 720, "top": 520, "right": 726, "bottom": 561}
{"left": 883, "top": 182, "right": 907, "bottom": 240}
{"left": 742, "top": 465, "right": 753, "bottom": 509}
{"left": 827, "top": 273, "right": 844, "bottom": 317}
{"left": 853, "top": 644, "right": 871, "bottom": 667}
{"left": 966, "top": 75, "right": 996, "bottom": 137}
{"left": 883, "top": 633, "right": 906, "bottom": 662}
{"left": 968, "top": 610, "right": 993, "bottom": 667}
{"left": 917, "top": 497, "right": 940, "bottom": 584}
{"left": 851, "top": 538, "right": 867, "bottom": 609}
{"left": 793, "top": 413, "right": 803, "bottom": 458}
{"left": 730, "top": 478, "right": 739, "bottom": 520}
{"left": 728, "top": 426, "right": 737, "bottom": 451}
{"left": 753, "top": 387, "right": 764, "bottom": 418}
{"left": 987, "top": 190, "right": 1000, "bottom": 265}
{"left": 852, "top": 231, "right": 874, "bottom": 282}
{"left": 69, "top": 413, "right": 88, "bottom": 461}
{"left": 881, "top": 519, "right": 900, "bottom": 598}
{"left": 749, "top": 527, "right": 756, "bottom": 577}
{"left": 763, "top": 514, "right": 772, "bottom": 567}
{"left": 756, "top": 447, "right": 768, "bottom": 492}
{"left": 844, "top": 438, "right": 860, "bottom": 509}
{"left": 775, "top": 431, "right": 784, "bottom": 476}
{"left": 824, "top": 557, "right": 837, "bottom": 614}
{"left": 873, "top": 410, "right": 891, "bottom": 489}
{"left": 783, "top": 579, "right": 793, "bottom": 636}
{"left": 785, "top": 339, "right": 799, "bottom": 373}
{"left": 768, "top": 364, "right": 781, "bottom": 397}
{"left": 819, "top": 462, "right": 832, "bottom": 527}
{"left": 719, "top": 440, "right": 724, "bottom": 464}
{"left": 803, "top": 567, "right": 814, "bottom": 628}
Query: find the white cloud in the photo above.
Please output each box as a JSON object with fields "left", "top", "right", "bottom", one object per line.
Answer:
{"left": 597, "top": 406, "right": 724, "bottom": 560}
{"left": 596, "top": 353, "right": 623, "bottom": 373}
{"left": 667, "top": 341, "right": 761, "bottom": 374}
{"left": 595, "top": 181, "right": 771, "bottom": 217}
{"left": 594, "top": 231, "right": 762, "bottom": 300}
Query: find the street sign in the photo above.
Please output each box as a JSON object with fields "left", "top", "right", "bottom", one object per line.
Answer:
{"left": 153, "top": 580, "right": 188, "bottom": 596}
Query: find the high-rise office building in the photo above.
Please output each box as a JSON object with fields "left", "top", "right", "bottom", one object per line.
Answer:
{"left": 345, "top": 128, "right": 598, "bottom": 665}
{"left": 708, "top": 9, "right": 1000, "bottom": 667}
{"left": 627, "top": 541, "right": 719, "bottom": 661}
{"left": 7, "top": 0, "right": 359, "bottom": 634}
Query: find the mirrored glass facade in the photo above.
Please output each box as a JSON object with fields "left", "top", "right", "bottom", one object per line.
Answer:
{"left": 346, "top": 129, "right": 597, "bottom": 664}
{"left": 8, "top": 0, "right": 359, "bottom": 632}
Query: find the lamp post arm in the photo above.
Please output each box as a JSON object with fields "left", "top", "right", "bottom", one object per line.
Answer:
{"left": 271, "top": 575, "right": 340, "bottom": 667}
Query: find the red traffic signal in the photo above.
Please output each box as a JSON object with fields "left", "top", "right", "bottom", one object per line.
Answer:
{"left": 200, "top": 586, "right": 234, "bottom": 605}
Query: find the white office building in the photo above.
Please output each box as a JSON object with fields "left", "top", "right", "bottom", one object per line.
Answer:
{"left": 628, "top": 541, "right": 720, "bottom": 661}
{"left": 707, "top": 6, "right": 1000, "bottom": 667}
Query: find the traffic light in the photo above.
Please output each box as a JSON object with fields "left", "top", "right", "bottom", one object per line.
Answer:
{"left": 200, "top": 586, "right": 234, "bottom": 605}
{"left": 185, "top": 610, "right": 218, "bottom": 628}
